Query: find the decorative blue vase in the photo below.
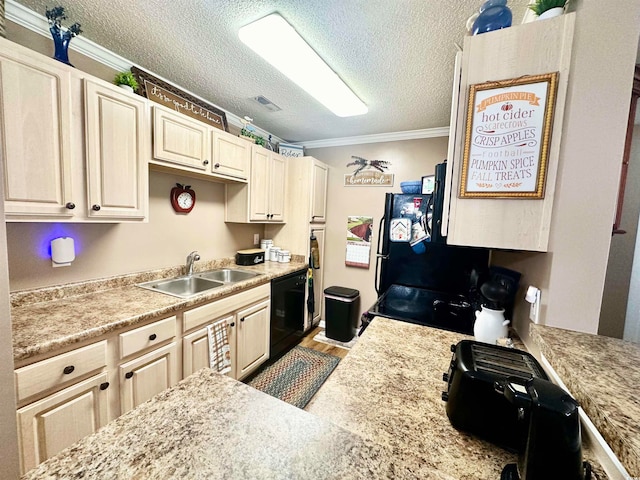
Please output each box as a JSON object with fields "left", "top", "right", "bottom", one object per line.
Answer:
{"left": 50, "top": 27, "right": 74, "bottom": 66}
{"left": 472, "top": 0, "right": 512, "bottom": 35}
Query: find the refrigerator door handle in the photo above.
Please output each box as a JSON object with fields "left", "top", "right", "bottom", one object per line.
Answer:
{"left": 374, "top": 215, "right": 386, "bottom": 295}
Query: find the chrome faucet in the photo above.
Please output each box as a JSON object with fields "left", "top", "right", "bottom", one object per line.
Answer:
{"left": 186, "top": 251, "right": 200, "bottom": 276}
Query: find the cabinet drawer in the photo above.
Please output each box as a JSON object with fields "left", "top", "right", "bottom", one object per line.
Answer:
{"left": 14, "top": 341, "right": 107, "bottom": 403}
{"left": 183, "top": 284, "right": 270, "bottom": 332}
{"left": 119, "top": 316, "right": 176, "bottom": 359}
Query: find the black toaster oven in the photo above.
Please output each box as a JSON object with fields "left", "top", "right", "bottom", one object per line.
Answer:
{"left": 442, "top": 340, "right": 548, "bottom": 451}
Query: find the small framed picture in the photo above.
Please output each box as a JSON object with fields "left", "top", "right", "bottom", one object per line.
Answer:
{"left": 421, "top": 175, "right": 435, "bottom": 194}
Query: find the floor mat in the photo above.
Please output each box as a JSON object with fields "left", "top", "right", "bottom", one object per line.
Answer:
{"left": 246, "top": 346, "right": 340, "bottom": 409}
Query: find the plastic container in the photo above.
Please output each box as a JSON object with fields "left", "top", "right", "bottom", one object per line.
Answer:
{"left": 324, "top": 286, "right": 360, "bottom": 342}
{"left": 400, "top": 180, "right": 422, "bottom": 194}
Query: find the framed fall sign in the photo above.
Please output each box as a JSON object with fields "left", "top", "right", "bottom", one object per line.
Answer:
{"left": 459, "top": 72, "right": 558, "bottom": 198}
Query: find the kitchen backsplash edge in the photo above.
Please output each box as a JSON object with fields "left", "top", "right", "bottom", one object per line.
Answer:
{"left": 10, "top": 255, "right": 306, "bottom": 308}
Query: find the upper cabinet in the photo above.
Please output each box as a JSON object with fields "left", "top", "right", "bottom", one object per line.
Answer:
{"left": 152, "top": 105, "right": 209, "bottom": 171}
{"left": 225, "top": 145, "right": 287, "bottom": 223}
{"left": 310, "top": 159, "right": 328, "bottom": 223}
{"left": 0, "top": 38, "right": 149, "bottom": 222}
{"left": 84, "top": 79, "right": 149, "bottom": 220}
{"left": 0, "top": 46, "right": 74, "bottom": 218}
{"left": 444, "top": 14, "right": 575, "bottom": 252}
{"left": 150, "top": 105, "right": 250, "bottom": 182}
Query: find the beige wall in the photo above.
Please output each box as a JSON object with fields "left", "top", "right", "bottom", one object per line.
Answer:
{"left": 493, "top": 2, "right": 640, "bottom": 342}
{"left": 7, "top": 171, "right": 263, "bottom": 291}
{"left": 307, "top": 137, "right": 449, "bottom": 317}
{"left": 599, "top": 125, "right": 640, "bottom": 338}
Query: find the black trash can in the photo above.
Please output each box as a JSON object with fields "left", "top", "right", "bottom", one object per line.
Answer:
{"left": 324, "top": 286, "right": 360, "bottom": 342}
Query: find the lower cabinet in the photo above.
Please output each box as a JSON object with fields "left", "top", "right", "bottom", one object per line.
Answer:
{"left": 16, "top": 373, "right": 109, "bottom": 474}
{"left": 235, "top": 300, "right": 270, "bottom": 380}
{"left": 181, "top": 284, "right": 270, "bottom": 380}
{"left": 119, "top": 342, "right": 180, "bottom": 414}
{"left": 15, "top": 283, "right": 272, "bottom": 474}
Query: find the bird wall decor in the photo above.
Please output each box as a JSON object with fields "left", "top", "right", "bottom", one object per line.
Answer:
{"left": 346, "top": 156, "right": 391, "bottom": 176}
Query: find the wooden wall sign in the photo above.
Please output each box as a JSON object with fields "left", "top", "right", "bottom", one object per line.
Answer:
{"left": 459, "top": 73, "right": 558, "bottom": 198}
{"left": 131, "top": 67, "right": 228, "bottom": 131}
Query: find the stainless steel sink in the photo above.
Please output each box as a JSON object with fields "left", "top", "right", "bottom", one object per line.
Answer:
{"left": 138, "top": 276, "right": 224, "bottom": 298}
{"left": 196, "top": 268, "right": 260, "bottom": 283}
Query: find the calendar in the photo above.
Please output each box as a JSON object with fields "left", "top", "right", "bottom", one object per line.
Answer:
{"left": 346, "top": 216, "right": 373, "bottom": 269}
{"left": 345, "top": 242, "right": 371, "bottom": 268}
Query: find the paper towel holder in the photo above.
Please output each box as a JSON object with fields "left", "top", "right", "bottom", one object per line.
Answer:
{"left": 51, "top": 237, "right": 75, "bottom": 267}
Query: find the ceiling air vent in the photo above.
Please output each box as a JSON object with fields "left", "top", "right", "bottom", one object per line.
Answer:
{"left": 253, "top": 95, "right": 282, "bottom": 112}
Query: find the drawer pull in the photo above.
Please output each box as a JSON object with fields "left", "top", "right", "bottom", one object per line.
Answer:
{"left": 230, "top": 322, "right": 235, "bottom": 327}
{"left": 125, "top": 372, "right": 134, "bottom": 379}
{"left": 203, "top": 159, "right": 209, "bottom": 165}
{"left": 240, "top": 317, "right": 245, "bottom": 322}
{"left": 92, "top": 204, "right": 101, "bottom": 211}
{"left": 100, "top": 382, "right": 110, "bottom": 390}
{"left": 63, "top": 365, "right": 75, "bottom": 375}
{"left": 149, "top": 333, "right": 157, "bottom": 341}
{"left": 65, "top": 202, "right": 76, "bottom": 210}
{"left": 214, "top": 163, "right": 220, "bottom": 169}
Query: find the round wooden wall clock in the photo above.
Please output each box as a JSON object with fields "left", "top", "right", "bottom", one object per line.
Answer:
{"left": 170, "top": 183, "right": 196, "bottom": 213}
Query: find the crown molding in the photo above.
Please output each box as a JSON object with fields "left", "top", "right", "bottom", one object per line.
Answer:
{"left": 298, "top": 126, "right": 450, "bottom": 149}
{"left": 4, "top": 0, "right": 283, "bottom": 143}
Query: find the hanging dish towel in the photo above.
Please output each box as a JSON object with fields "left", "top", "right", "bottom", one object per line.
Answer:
{"left": 207, "top": 318, "right": 232, "bottom": 375}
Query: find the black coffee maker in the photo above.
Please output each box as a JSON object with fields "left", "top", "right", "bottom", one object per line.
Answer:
{"left": 498, "top": 377, "right": 592, "bottom": 480}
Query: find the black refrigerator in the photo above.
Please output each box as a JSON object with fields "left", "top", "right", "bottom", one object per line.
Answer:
{"left": 368, "top": 165, "right": 490, "bottom": 334}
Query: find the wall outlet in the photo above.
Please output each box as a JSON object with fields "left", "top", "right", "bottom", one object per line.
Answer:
{"left": 529, "top": 289, "right": 542, "bottom": 324}
{"left": 253, "top": 234, "right": 260, "bottom": 246}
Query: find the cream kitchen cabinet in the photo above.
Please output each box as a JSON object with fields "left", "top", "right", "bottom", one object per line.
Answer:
{"left": 181, "top": 283, "right": 270, "bottom": 380}
{"left": 151, "top": 105, "right": 250, "bottom": 182}
{"left": 310, "top": 159, "right": 328, "bottom": 223}
{"left": 13, "top": 340, "right": 109, "bottom": 474}
{"left": 117, "top": 316, "right": 179, "bottom": 414}
{"left": 0, "top": 42, "right": 73, "bottom": 219}
{"left": 84, "top": 79, "right": 149, "bottom": 219}
{"left": 0, "top": 38, "right": 149, "bottom": 222}
{"left": 225, "top": 145, "right": 287, "bottom": 223}
{"left": 16, "top": 373, "right": 110, "bottom": 474}
{"left": 266, "top": 156, "right": 329, "bottom": 328}
{"left": 443, "top": 15, "right": 575, "bottom": 251}
{"left": 235, "top": 299, "right": 270, "bottom": 379}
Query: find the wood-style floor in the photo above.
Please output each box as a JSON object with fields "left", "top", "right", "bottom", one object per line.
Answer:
{"left": 297, "top": 326, "right": 350, "bottom": 359}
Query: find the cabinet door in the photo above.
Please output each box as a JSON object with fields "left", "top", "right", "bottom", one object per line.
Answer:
{"left": 310, "top": 160, "right": 328, "bottom": 223}
{"left": 213, "top": 131, "right": 250, "bottom": 180}
{"left": 182, "top": 314, "right": 234, "bottom": 378}
{"left": 152, "top": 106, "right": 210, "bottom": 171}
{"left": 17, "top": 373, "right": 109, "bottom": 474}
{"left": 0, "top": 54, "right": 74, "bottom": 218}
{"left": 84, "top": 79, "right": 149, "bottom": 219}
{"left": 119, "top": 342, "right": 179, "bottom": 414}
{"left": 268, "top": 153, "right": 287, "bottom": 222}
{"left": 311, "top": 227, "right": 326, "bottom": 326}
{"left": 249, "top": 147, "right": 271, "bottom": 221}
{"left": 235, "top": 300, "right": 270, "bottom": 380}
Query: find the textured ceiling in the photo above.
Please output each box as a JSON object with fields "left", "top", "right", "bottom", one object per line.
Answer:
{"left": 16, "top": 0, "right": 532, "bottom": 142}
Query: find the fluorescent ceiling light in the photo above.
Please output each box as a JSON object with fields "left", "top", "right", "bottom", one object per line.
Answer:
{"left": 239, "top": 13, "right": 368, "bottom": 117}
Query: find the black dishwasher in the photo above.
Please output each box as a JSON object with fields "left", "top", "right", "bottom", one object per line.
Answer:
{"left": 270, "top": 269, "right": 306, "bottom": 359}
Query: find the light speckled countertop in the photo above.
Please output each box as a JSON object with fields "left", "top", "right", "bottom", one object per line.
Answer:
{"left": 530, "top": 323, "right": 640, "bottom": 477}
{"left": 11, "top": 258, "right": 307, "bottom": 363}
{"left": 21, "top": 369, "right": 453, "bottom": 480}
{"left": 306, "top": 317, "right": 608, "bottom": 480}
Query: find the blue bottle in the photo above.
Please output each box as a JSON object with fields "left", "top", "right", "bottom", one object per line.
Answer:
{"left": 472, "top": 0, "right": 513, "bottom": 35}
